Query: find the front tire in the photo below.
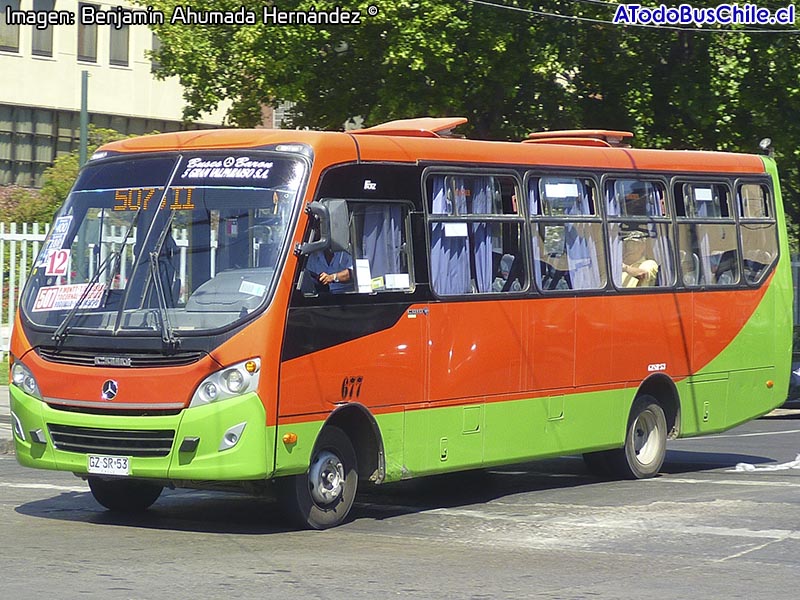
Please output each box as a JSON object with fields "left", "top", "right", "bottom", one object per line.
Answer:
{"left": 279, "top": 426, "right": 358, "bottom": 530}
{"left": 87, "top": 477, "right": 163, "bottom": 512}
{"left": 606, "top": 395, "right": 667, "bottom": 479}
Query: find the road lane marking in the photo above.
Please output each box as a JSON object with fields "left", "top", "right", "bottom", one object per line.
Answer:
{"left": 679, "top": 428, "right": 800, "bottom": 440}
{"left": 0, "top": 482, "right": 86, "bottom": 492}
{"left": 653, "top": 477, "right": 800, "bottom": 488}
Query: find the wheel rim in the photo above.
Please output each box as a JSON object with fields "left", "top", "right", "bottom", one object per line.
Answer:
{"left": 632, "top": 410, "right": 661, "bottom": 466}
{"left": 309, "top": 450, "right": 345, "bottom": 506}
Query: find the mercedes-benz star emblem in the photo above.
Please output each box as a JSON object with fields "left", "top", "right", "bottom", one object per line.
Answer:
{"left": 101, "top": 380, "right": 119, "bottom": 401}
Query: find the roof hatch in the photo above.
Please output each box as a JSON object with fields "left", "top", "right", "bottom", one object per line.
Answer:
{"left": 524, "top": 130, "right": 634, "bottom": 148}
{"left": 350, "top": 117, "right": 468, "bottom": 138}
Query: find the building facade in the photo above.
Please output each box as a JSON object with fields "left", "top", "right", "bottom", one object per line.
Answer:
{"left": 0, "top": 0, "right": 228, "bottom": 187}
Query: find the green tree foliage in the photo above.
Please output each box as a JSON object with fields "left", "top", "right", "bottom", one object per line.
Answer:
{"left": 147, "top": 0, "right": 581, "bottom": 137}
{"left": 145, "top": 0, "right": 800, "bottom": 241}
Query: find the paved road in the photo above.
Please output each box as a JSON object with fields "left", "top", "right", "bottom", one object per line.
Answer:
{"left": 2, "top": 409, "right": 800, "bottom": 599}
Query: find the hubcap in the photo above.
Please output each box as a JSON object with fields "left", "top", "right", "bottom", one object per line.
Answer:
{"left": 633, "top": 411, "right": 660, "bottom": 465}
{"left": 309, "top": 450, "right": 345, "bottom": 506}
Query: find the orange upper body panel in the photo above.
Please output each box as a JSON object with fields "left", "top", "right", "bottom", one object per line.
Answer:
{"left": 13, "top": 126, "right": 770, "bottom": 421}
{"left": 98, "top": 128, "right": 767, "bottom": 177}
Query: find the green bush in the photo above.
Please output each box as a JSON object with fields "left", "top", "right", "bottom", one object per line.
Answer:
{"left": 0, "top": 186, "right": 51, "bottom": 223}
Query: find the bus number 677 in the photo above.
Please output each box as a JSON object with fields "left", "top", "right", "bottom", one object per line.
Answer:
{"left": 341, "top": 376, "right": 364, "bottom": 400}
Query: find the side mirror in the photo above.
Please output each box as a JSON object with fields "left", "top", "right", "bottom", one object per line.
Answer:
{"left": 325, "top": 199, "right": 350, "bottom": 253}
{"left": 297, "top": 199, "right": 350, "bottom": 255}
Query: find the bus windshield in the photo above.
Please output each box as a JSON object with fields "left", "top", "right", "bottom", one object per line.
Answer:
{"left": 21, "top": 151, "right": 306, "bottom": 337}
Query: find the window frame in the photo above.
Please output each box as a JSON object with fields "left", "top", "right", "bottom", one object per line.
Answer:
{"left": 603, "top": 174, "right": 676, "bottom": 291}
{"left": 31, "top": 0, "right": 55, "bottom": 57}
{"left": 298, "top": 197, "right": 417, "bottom": 298}
{"left": 526, "top": 170, "right": 608, "bottom": 294}
{"left": 672, "top": 177, "right": 741, "bottom": 289}
{"left": 422, "top": 167, "right": 528, "bottom": 299}
{"left": 734, "top": 177, "right": 779, "bottom": 287}
{"left": 0, "top": 0, "right": 21, "bottom": 53}
{"left": 77, "top": 3, "right": 99, "bottom": 63}
{"left": 109, "top": 24, "right": 130, "bottom": 67}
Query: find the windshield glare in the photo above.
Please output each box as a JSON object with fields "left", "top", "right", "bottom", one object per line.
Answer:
{"left": 22, "top": 152, "right": 305, "bottom": 336}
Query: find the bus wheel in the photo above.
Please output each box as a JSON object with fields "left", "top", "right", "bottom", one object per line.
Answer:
{"left": 87, "top": 477, "right": 163, "bottom": 512}
{"left": 607, "top": 395, "right": 667, "bottom": 479}
{"left": 279, "top": 426, "right": 358, "bottom": 530}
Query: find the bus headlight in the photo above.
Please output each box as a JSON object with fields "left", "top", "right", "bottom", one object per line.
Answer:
{"left": 10, "top": 358, "right": 42, "bottom": 400}
{"left": 190, "top": 358, "right": 261, "bottom": 407}
{"left": 223, "top": 369, "right": 245, "bottom": 393}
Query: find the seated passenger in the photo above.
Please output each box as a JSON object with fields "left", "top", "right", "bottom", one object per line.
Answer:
{"left": 621, "top": 230, "right": 658, "bottom": 287}
{"left": 492, "top": 253, "right": 522, "bottom": 292}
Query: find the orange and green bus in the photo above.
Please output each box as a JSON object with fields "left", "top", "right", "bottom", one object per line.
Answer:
{"left": 9, "top": 118, "right": 792, "bottom": 528}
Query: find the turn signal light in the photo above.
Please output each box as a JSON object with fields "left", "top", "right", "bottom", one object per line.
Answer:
{"left": 282, "top": 432, "right": 298, "bottom": 445}
{"left": 766, "top": 380, "right": 774, "bottom": 389}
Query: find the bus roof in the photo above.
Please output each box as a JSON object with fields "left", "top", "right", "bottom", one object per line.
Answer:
{"left": 97, "top": 121, "right": 767, "bottom": 176}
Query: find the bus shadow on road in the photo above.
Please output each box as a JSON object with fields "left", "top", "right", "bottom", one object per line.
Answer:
{"left": 14, "top": 489, "right": 300, "bottom": 534}
{"left": 352, "top": 450, "right": 777, "bottom": 522}
{"left": 14, "top": 461, "right": 598, "bottom": 533}
{"left": 14, "top": 450, "right": 774, "bottom": 532}
{"left": 660, "top": 449, "right": 775, "bottom": 475}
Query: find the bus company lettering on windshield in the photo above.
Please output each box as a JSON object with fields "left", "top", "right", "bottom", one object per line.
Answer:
{"left": 614, "top": 3, "right": 796, "bottom": 26}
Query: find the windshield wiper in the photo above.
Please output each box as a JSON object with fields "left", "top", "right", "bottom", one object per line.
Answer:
{"left": 148, "top": 203, "right": 180, "bottom": 351}
{"left": 149, "top": 247, "right": 179, "bottom": 351}
{"left": 52, "top": 206, "right": 143, "bottom": 345}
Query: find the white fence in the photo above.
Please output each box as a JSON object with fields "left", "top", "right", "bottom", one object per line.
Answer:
{"left": 0, "top": 222, "right": 50, "bottom": 356}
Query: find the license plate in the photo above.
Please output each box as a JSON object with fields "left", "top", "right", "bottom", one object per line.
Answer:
{"left": 87, "top": 454, "right": 130, "bottom": 476}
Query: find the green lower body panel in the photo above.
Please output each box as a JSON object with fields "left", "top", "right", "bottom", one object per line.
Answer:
{"left": 11, "top": 387, "right": 273, "bottom": 481}
{"left": 396, "top": 389, "right": 629, "bottom": 481}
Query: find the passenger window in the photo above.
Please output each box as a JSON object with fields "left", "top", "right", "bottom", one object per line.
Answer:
{"left": 349, "top": 202, "right": 413, "bottom": 292}
{"left": 529, "top": 176, "right": 606, "bottom": 291}
{"left": 675, "top": 182, "right": 739, "bottom": 287}
{"left": 607, "top": 179, "right": 667, "bottom": 217}
{"left": 737, "top": 183, "right": 777, "bottom": 284}
{"left": 427, "top": 174, "right": 526, "bottom": 295}
{"left": 606, "top": 178, "right": 674, "bottom": 289}
{"left": 739, "top": 184, "right": 769, "bottom": 218}
{"left": 300, "top": 201, "right": 413, "bottom": 296}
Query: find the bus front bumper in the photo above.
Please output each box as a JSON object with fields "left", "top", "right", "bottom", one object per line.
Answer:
{"left": 9, "top": 386, "right": 273, "bottom": 481}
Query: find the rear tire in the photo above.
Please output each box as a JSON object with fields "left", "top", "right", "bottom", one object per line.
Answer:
{"left": 278, "top": 426, "right": 358, "bottom": 530}
{"left": 87, "top": 477, "right": 163, "bottom": 512}
{"left": 606, "top": 395, "right": 667, "bottom": 479}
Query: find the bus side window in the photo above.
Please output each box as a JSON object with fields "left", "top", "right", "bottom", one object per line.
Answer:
{"left": 675, "top": 183, "right": 739, "bottom": 287}
{"left": 350, "top": 202, "right": 413, "bottom": 293}
{"left": 300, "top": 201, "right": 414, "bottom": 297}
{"left": 427, "top": 174, "right": 526, "bottom": 296}
{"left": 530, "top": 176, "right": 607, "bottom": 291}
{"left": 738, "top": 183, "right": 778, "bottom": 285}
{"left": 606, "top": 178, "right": 674, "bottom": 289}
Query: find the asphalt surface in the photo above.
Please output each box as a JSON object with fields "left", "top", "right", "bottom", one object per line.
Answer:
{"left": 2, "top": 411, "right": 800, "bottom": 598}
